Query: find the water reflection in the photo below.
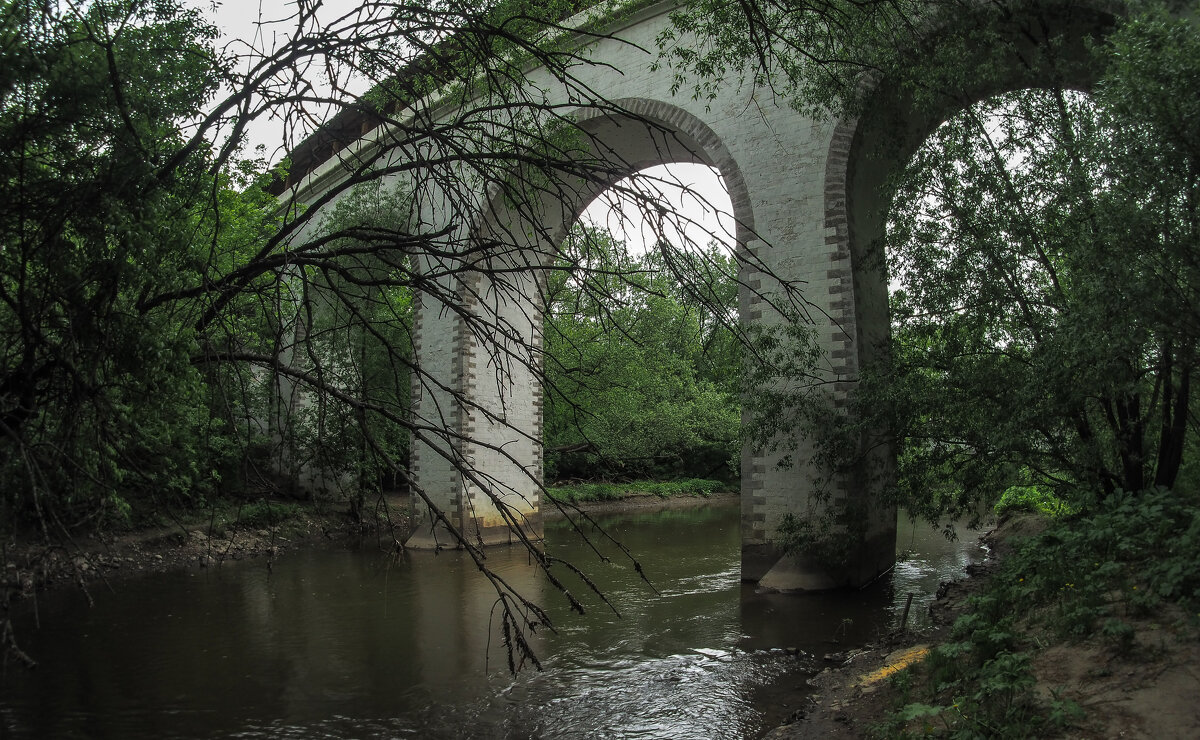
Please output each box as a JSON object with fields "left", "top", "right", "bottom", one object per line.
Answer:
{"left": 0, "top": 503, "right": 984, "bottom": 739}
{"left": 739, "top": 514, "right": 989, "bottom": 653}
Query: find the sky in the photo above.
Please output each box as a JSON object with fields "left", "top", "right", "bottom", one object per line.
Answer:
{"left": 196, "top": 0, "right": 735, "bottom": 253}
{"left": 202, "top": 0, "right": 345, "bottom": 53}
{"left": 579, "top": 164, "right": 735, "bottom": 254}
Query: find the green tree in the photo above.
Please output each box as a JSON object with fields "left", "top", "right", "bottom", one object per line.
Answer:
{"left": 877, "top": 10, "right": 1200, "bottom": 517}
{"left": 543, "top": 226, "right": 741, "bottom": 481}
{"left": 0, "top": 0, "right": 244, "bottom": 527}
{"left": 664, "top": 0, "right": 1200, "bottom": 524}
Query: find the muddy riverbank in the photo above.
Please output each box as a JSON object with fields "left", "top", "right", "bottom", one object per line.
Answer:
{"left": 1, "top": 496, "right": 408, "bottom": 598}
{"left": 763, "top": 513, "right": 1200, "bottom": 739}
{"left": 2, "top": 490, "right": 739, "bottom": 595}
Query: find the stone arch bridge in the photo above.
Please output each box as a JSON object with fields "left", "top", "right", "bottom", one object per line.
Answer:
{"left": 279, "top": 0, "right": 1121, "bottom": 589}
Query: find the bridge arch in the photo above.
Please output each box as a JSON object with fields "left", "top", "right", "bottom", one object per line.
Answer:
{"left": 405, "top": 97, "right": 756, "bottom": 550}
{"left": 568, "top": 98, "right": 755, "bottom": 245}
{"left": 767, "top": 1, "right": 1124, "bottom": 588}
{"left": 828, "top": 0, "right": 1122, "bottom": 375}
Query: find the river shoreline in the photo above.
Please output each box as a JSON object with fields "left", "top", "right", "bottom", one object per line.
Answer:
{"left": 2, "top": 490, "right": 742, "bottom": 595}
{"left": 760, "top": 512, "right": 1200, "bottom": 739}
{"left": 6, "top": 495, "right": 1196, "bottom": 738}
{"left": 543, "top": 489, "right": 740, "bottom": 518}
{"left": 1, "top": 492, "right": 1004, "bottom": 739}
{"left": 761, "top": 534, "right": 997, "bottom": 738}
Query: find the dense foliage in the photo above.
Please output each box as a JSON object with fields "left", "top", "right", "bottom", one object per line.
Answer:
{"left": 543, "top": 226, "right": 741, "bottom": 482}
{"left": 875, "top": 7, "right": 1200, "bottom": 521}
{"left": 0, "top": 0, "right": 250, "bottom": 527}
{"left": 0, "top": 0, "right": 438, "bottom": 531}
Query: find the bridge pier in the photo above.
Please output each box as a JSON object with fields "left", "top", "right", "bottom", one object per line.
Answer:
{"left": 405, "top": 260, "right": 545, "bottom": 550}
{"left": 285, "top": 0, "right": 1124, "bottom": 584}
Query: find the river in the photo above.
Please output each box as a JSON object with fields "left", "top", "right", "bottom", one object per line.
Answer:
{"left": 0, "top": 501, "right": 985, "bottom": 739}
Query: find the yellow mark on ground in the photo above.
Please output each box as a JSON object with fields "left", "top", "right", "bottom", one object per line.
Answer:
{"left": 855, "top": 645, "right": 931, "bottom": 687}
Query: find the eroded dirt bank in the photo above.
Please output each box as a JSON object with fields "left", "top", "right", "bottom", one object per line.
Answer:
{"left": 762, "top": 515, "right": 1200, "bottom": 739}
{"left": 1, "top": 495, "right": 414, "bottom": 598}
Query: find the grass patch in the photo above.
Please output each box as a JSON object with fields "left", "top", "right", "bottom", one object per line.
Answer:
{"left": 994, "top": 484, "right": 1075, "bottom": 519}
{"left": 877, "top": 487, "right": 1200, "bottom": 738}
{"left": 546, "top": 478, "right": 731, "bottom": 504}
{"left": 236, "top": 501, "right": 303, "bottom": 529}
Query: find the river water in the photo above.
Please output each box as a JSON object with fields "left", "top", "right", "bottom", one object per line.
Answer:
{"left": 0, "top": 502, "right": 985, "bottom": 739}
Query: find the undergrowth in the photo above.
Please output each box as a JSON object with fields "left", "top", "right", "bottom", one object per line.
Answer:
{"left": 993, "top": 484, "right": 1074, "bottom": 519}
{"left": 192, "top": 500, "right": 306, "bottom": 539}
{"left": 546, "top": 478, "right": 729, "bottom": 504}
{"left": 876, "top": 487, "right": 1200, "bottom": 738}
{"left": 236, "top": 501, "right": 304, "bottom": 530}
